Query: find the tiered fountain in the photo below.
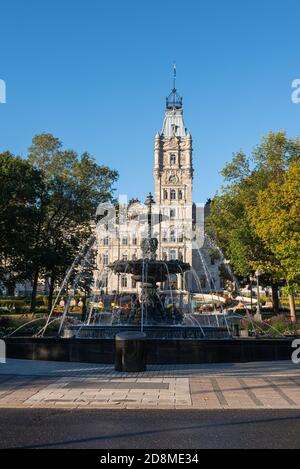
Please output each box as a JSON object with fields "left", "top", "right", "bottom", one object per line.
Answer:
{"left": 64, "top": 194, "right": 229, "bottom": 340}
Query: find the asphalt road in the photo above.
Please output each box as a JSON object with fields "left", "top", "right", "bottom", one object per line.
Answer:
{"left": 0, "top": 409, "right": 300, "bottom": 449}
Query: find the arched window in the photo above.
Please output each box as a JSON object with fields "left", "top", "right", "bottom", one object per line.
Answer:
{"left": 178, "top": 189, "right": 183, "bottom": 200}
{"left": 170, "top": 154, "right": 176, "bottom": 165}
{"left": 103, "top": 254, "right": 109, "bottom": 266}
{"left": 163, "top": 189, "right": 168, "bottom": 200}
{"left": 170, "top": 189, "right": 176, "bottom": 200}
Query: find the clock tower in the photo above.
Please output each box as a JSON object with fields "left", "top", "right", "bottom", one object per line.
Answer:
{"left": 153, "top": 67, "right": 194, "bottom": 270}
{"left": 154, "top": 67, "right": 193, "bottom": 207}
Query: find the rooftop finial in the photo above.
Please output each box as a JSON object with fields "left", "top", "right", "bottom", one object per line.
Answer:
{"left": 173, "top": 62, "right": 176, "bottom": 91}
{"left": 166, "top": 63, "right": 182, "bottom": 110}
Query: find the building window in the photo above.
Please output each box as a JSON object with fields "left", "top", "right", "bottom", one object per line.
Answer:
{"left": 163, "top": 189, "right": 168, "bottom": 200}
{"left": 170, "top": 154, "right": 176, "bottom": 165}
{"left": 132, "top": 278, "right": 137, "bottom": 288}
{"left": 170, "top": 208, "right": 176, "bottom": 219}
{"left": 122, "top": 237, "right": 128, "bottom": 246}
{"left": 162, "top": 231, "right": 168, "bottom": 242}
{"left": 121, "top": 276, "right": 128, "bottom": 288}
{"left": 177, "top": 231, "right": 183, "bottom": 243}
{"left": 132, "top": 237, "right": 137, "bottom": 245}
{"left": 170, "top": 227, "right": 176, "bottom": 243}
{"left": 178, "top": 249, "right": 183, "bottom": 261}
{"left": 103, "top": 254, "right": 109, "bottom": 266}
{"left": 170, "top": 189, "right": 176, "bottom": 200}
{"left": 169, "top": 249, "right": 177, "bottom": 261}
{"left": 162, "top": 251, "right": 168, "bottom": 261}
{"left": 178, "top": 189, "right": 183, "bottom": 200}
{"left": 103, "top": 236, "right": 109, "bottom": 246}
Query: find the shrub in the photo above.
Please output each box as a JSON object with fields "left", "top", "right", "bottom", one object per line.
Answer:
{"left": 240, "top": 314, "right": 299, "bottom": 337}
{"left": 0, "top": 316, "right": 59, "bottom": 337}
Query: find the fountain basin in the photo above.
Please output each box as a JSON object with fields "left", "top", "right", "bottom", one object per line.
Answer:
{"left": 63, "top": 324, "right": 230, "bottom": 340}
{"left": 3, "top": 336, "right": 295, "bottom": 365}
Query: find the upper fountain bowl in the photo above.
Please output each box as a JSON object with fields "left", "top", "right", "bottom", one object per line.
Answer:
{"left": 109, "top": 258, "right": 190, "bottom": 285}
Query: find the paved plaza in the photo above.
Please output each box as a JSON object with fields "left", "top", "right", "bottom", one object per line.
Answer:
{"left": 0, "top": 359, "right": 300, "bottom": 410}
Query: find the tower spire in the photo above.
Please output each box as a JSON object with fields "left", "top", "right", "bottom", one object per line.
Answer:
{"left": 166, "top": 63, "right": 182, "bottom": 110}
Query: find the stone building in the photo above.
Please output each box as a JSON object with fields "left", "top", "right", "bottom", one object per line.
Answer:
{"left": 96, "top": 72, "right": 222, "bottom": 294}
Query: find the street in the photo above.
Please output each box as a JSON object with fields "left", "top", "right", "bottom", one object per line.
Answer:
{"left": 1, "top": 408, "right": 300, "bottom": 449}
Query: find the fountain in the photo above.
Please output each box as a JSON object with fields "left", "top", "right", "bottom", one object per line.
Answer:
{"left": 62, "top": 193, "right": 229, "bottom": 340}
{"left": 3, "top": 192, "right": 294, "bottom": 365}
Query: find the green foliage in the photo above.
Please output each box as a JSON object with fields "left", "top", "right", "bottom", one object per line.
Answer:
{"left": 0, "top": 133, "right": 119, "bottom": 313}
{"left": 207, "top": 131, "right": 300, "bottom": 289}
{"left": 249, "top": 159, "right": 300, "bottom": 288}
{"left": 241, "top": 315, "right": 299, "bottom": 337}
{"left": 0, "top": 316, "right": 59, "bottom": 337}
{"left": 0, "top": 151, "right": 44, "bottom": 293}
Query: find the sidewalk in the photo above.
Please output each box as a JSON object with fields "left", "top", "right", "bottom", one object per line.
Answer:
{"left": 0, "top": 359, "right": 300, "bottom": 410}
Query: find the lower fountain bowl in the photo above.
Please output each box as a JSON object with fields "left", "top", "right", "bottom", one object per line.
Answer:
{"left": 63, "top": 324, "right": 230, "bottom": 340}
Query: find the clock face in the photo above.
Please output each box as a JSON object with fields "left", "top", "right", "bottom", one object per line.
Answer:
{"left": 169, "top": 175, "right": 177, "bottom": 183}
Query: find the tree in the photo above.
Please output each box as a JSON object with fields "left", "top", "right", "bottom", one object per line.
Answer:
{"left": 207, "top": 132, "right": 300, "bottom": 315}
{"left": 0, "top": 152, "right": 44, "bottom": 295}
{"left": 249, "top": 159, "right": 300, "bottom": 320}
{"left": 26, "top": 133, "right": 118, "bottom": 313}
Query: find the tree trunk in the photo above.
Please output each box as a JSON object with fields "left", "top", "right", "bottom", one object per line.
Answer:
{"left": 30, "top": 270, "right": 39, "bottom": 314}
{"left": 47, "top": 275, "right": 56, "bottom": 313}
{"left": 7, "top": 282, "right": 16, "bottom": 297}
{"left": 271, "top": 283, "right": 280, "bottom": 315}
{"left": 289, "top": 292, "right": 297, "bottom": 323}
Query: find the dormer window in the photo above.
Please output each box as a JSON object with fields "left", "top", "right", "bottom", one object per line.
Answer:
{"left": 170, "top": 154, "right": 176, "bottom": 165}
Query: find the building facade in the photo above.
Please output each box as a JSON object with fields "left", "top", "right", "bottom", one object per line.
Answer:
{"left": 96, "top": 75, "right": 222, "bottom": 294}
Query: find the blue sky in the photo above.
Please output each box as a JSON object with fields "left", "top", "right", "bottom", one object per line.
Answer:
{"left": 0, "top": 0, "right": 300, "bottom": 203}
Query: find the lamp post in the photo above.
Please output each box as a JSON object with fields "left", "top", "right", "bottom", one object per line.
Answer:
{"left": 145, "top": 192, "right": 155, "bottom": 240}
{"left": 249, "top": 275, "right": 255, "bottom": 314}
{"left": 117, "top": 272, "right": 120, "bottom": 295}
{"left": 254, "top": 270, "right": 262, "bottom": 321}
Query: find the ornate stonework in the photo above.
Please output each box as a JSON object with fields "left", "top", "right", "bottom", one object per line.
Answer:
{"left": 96, "top": 76, "right": 222, "bottom": 294}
